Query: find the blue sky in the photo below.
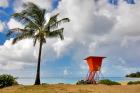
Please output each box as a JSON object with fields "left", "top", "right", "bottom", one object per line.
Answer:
{"left": 0, "top": 0, "right": 140, "bottom": 84}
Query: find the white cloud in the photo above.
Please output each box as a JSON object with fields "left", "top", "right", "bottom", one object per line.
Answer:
{"left": 0, "top": 39, "right": 36, "bottom": 70}
{"left": 53, "top": 0, "right": 140, "bottom": 76}
{"left": 13, "top": 0, "right": 52, "bottom": 12}
{"left": 0, "top": 0, "right": 8, "bottom": 8}
{"left": 0, "top": 21, "right": 4, "bottom": 32}
{"left": 7, "top": 18, "right": 24, "bottom": 29}
{"left": 63, "top": 68, "right": 68, "bottom": 75}
{"left": 0, "top": 38, "right": 63, "bottom": 70}
{"left": 121, "top": 36, "right": 140, "bottom": 47}
{"left": 1, "top": 0, "right": 140, "bottom": 78}
{"left": 24, "top": 0, "right": 52, "bottom": 10}
{"left": 52, "top": 37, "right": 73, "bottom": 57}
{"left": 0, "top": 61, "right": 32, "bottom": 70}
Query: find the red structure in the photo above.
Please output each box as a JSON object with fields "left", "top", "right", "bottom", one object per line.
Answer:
{"left": 84, "top": 56, "right": 106, "bottom": 84}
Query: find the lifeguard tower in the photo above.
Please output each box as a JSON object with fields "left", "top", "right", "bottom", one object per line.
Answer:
{"left": 84, "top": 56, "right": 106, "bottom": 84}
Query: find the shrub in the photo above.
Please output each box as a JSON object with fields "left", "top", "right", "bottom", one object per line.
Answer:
{"left": 42, "top": 83, "right": 48, "bottom": 85}
{"left": 127, "top": 81, "right": 140, "bottom": 85}
{"left": 76, "top": 80, "right": 96, "bottom": 85}
{"left": 76, "top": 80, "right": 87, "bottom": 85}
{"left": 99, "top": 79, "right": 121, "bottom": 85}
{"left": 126, "top": 72, "right": 140, "bottom": 78}
{"left": 0, "top": 74, "right": 18, "bottom": 88}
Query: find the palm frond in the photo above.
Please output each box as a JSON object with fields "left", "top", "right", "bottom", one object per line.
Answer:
{"left": 7, "top": 28, "right": 28, "bottom": 37}
{"left": 47, "top": 13, "right": 59, "bottom": 25}
{"left": 7, "top": 31, "right": 14, "bottom": 37}
{"left": 23, "top": 2, "right": 40, "bottom": 11}
{"left": 7, "top": 2, "right": 69, "bottom": 45}
{"left": 24, "top": 22, "right": 38, "bottom": 30}
{"left": 33, "top": 37, "right": 38, "bottom": 46}
{"left": 12, "top": 13, "right": 29, "bottom": 23}
{"left": 44, "top": 16, "right": 70, "bottom": 31}
{"left": 48, "top": 28, "right": 64, "bottom": 40}
{"left": 49, "top": 18, "right": 70, "bottom": 29}
{"left": 12, "top": 13, "right": 39, "bottom": 29}
{"left": 23, "top": 2, "right": 46, "bottom": 26}
{"left": 12, "top": 31, "right": 34, "bottom": 44}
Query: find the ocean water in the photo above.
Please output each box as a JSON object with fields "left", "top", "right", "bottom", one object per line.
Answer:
{"left": 17, "top": 77, "right": 140, "bottom": 85}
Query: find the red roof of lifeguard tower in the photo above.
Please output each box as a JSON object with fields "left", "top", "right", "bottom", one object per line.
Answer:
{"left": 84, "top": 56, "right": 106, "bottom": 60}
{"left": 84, "top": 56, "right": 106, "bottom": 71}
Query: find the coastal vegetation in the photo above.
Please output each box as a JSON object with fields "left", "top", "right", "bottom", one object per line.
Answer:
{"left": 0, "top": 74, "right": 18, "bottom": 88}
{"left": 76, "top": 80, "right": 93, "bottom": 85}
{"left": 126, "top": 72, "right": 140, "bottom": 78}
{"left": 76, "top": 79, "right": 121, "bottom": 85}
{"left": 99, "top": 79, "right": 121, "bottom": 85}
{"left": 127, "top": 81, "right": 140, "bottom": 85}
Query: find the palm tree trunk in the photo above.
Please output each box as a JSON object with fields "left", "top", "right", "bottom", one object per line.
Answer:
{"left": 34, "top": 41, "right": 43, "bottom": 85}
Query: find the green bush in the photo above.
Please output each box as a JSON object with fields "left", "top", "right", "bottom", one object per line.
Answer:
{"left": 42, "top": 83, "right": 48, "bottom": 85}
{"left": 76, "top": 80, "right": 96, "bottom": 85}
{"left": 99, "top": 79, "right": 121, "bottom": 85}
{"left": 76, "top": 80, "right": 94, "bottom": 85}
{"left": 127, "top": 81, "right": 140, "bottom": 85}
{"left": 126, "top": 72, "right": 140, "bottom": 78}
{"left": 0, "top": 74, "right": 18, "bottom": 88}
{"left": 76, "top": 80, "right": 86, "bottom": 85}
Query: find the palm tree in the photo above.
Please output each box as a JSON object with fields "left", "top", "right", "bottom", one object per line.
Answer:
{"left": 7, "top": 2, "right": 70, "bottom": 85}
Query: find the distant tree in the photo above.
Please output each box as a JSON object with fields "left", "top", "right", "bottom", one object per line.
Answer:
{"left": 0, "top": 74, "right": 18, "bottom": 88}
{"left": 126, "top": 72, "right": 140, "bottom": 78}
{"left": 7, "top": 2, "right": 70, "bottom": 85}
